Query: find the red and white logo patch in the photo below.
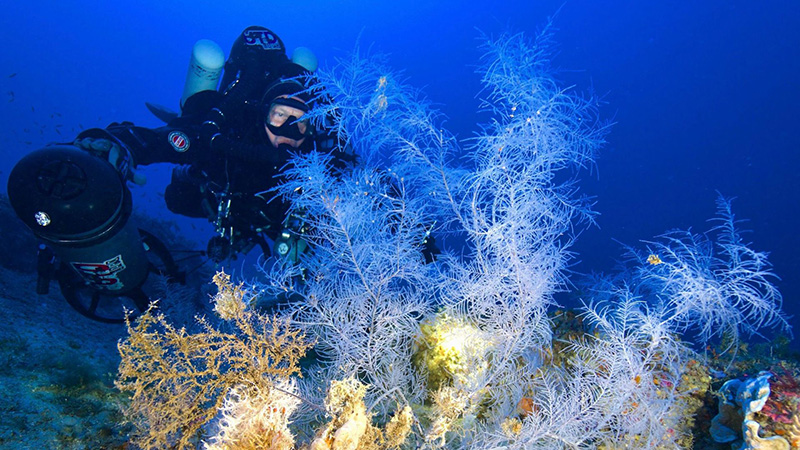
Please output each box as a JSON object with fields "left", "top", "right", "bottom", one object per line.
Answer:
{"left": 168, "top": 131, "right": 190, "bottom": 152}
{"left": 71, "top": 254, "right": 127, "bottom": 291}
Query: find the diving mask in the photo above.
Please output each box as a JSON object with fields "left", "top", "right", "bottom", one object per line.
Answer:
{"left": 264, "top": 96, "right": 311, "bottom": 141}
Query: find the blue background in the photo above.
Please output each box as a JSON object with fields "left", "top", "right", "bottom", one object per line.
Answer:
{"left": 2, "top": 1, "right": 798, "bottom": 342}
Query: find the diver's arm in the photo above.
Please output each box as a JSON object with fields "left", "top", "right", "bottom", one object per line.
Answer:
{"left": 75, "top": 122, "right": 203, "bottom": 167}
{"left": 73, "top": 88, "right": 231, "bottom": 168}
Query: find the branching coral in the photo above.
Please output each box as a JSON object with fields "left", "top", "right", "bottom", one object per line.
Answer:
{"left": 112, "top": 19, "right": 792, "bottom": 450}
{"left": 577, "top": 195, "right": 792, "bottom": 448}
{"left": 261, "top": 149, "right": 434, "bottom": 417}
{"left": 572, "top": 294, "right": 689, "bottom": 448}
{"left": 640, "top": 196, "right": 791, "bottom": 357}
{"left": 255, "top": 24, "right": 608, "bottom": 448}
{"left": 463, "top": 288, "right": 705, "bottom": 450}
{"left": 116, "top": 271, "right": 311, "bottom": 449}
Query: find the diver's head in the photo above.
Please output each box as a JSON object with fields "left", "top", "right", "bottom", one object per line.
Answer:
{"left": 220, "top": 26, "right": 288, "bottom": 91}
{"left": 261, "top": 76, "right": 313, "bottom": 148}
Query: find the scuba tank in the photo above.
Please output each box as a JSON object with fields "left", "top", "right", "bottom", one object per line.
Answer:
{"left": 291, "top": 47, "right": 318, "bottom": 73}
{"left": 180, "top": 39, "right": 226, "bottom": 110}
{"left": 7, "top": 145, "right": 149, "bottom": 295}
{"left": 147, "top": 39, "right": 225, "bottom": 123}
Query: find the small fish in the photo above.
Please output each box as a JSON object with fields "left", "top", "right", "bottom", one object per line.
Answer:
{"left": 647, "top": 254, "right": 663, "bottom": 265}
{"left": 24, "top": 141, "right": 32, "bottom": 145}
{"left": 8, "top": 73, "right": 16, "bottom": 78}
{"left": 31, "top": 106, "right": 35, "bottom": 112}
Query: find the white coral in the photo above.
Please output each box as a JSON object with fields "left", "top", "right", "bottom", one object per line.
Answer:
{"left": 331, "top": 408, "right": 368, "bottom": 450}
{"left": 204, "top": 379, "right": 301, "bottom": 450}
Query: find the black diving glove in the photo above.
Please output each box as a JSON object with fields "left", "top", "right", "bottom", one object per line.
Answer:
{"left": 73, "top": 136, "right": 147, "bottom": 185}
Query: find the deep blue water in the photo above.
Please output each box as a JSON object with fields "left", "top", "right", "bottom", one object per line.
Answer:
{"left": 1, "top": 1, "right": 798, "bottom": 344}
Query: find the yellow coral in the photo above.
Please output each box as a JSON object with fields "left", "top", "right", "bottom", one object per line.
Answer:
{"left": 116, "top": 270, "right": 311, "bottom": 450}
{"left": 501, "top": 418, "right": 523, "bottom": 438}
{"left": 332, "top": 408, "right": 368, "bottom": 450}
{"left": 412, "top": 313, "right": 492, "bottom": 391}
{"left": 310, "top": 377, "right": 371, "bottom": 450}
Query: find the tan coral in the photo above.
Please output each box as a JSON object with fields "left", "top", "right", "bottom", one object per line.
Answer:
{"left": 309, "top": 378, "right": 371, "bottom": 450}
{"left": 383, "top": 405, "right": 414, "bottom": 449}
{"left": 307, "top": 377, "right": 413, "bottom": 450}
{"left": 743, "top": 419, "right": 790, "bottom": 450}
{"left": 332, "top": 408, "right": 368, "bottom": 450}
{"left": 212, "top": 270, "right": 248, "bottom": 320}
{"left": 308, "top": 428, "right": 333, "bottom": 450}
{"left": 789, "top": 411, "right": 800, "bottom": 448}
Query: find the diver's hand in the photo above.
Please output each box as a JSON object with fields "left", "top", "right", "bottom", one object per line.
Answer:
{"left": 73, "top": 137, "right": 147, "bottom": 185}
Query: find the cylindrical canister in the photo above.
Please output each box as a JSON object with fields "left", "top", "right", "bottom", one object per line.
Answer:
{"left": 180, "top": 39, "right": 225, "bottom": 108}
{"left": 7, "top": 146, "right": 149, "bottom": 294}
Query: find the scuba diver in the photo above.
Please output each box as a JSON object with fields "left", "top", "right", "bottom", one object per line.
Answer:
{"left": 6, "top": 26, "right": 351, "bottom": 322}
{"left": 73, "top": 25, "right": 352, "bottom": 263}
{"left": 8, "top": 25, "right": 439, "bottom": 322}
